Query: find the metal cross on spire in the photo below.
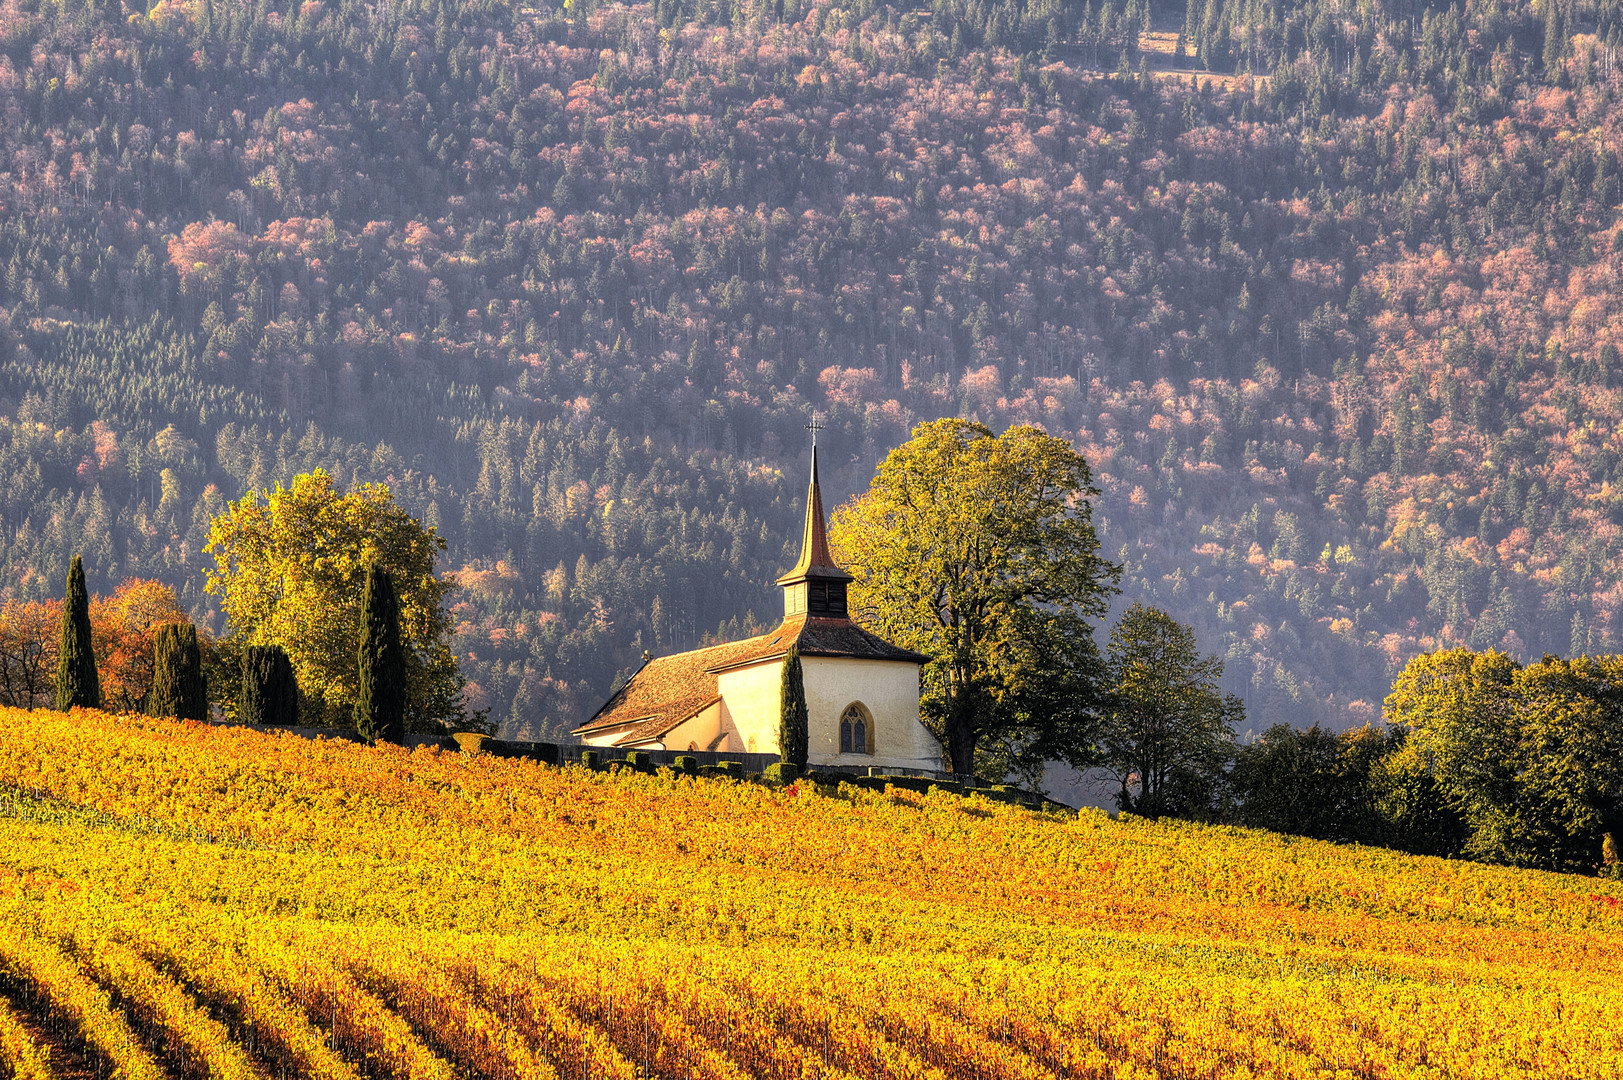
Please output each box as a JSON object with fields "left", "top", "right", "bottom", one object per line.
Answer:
{"left": 805, "top": 411, "right": 825, "bottom": 449}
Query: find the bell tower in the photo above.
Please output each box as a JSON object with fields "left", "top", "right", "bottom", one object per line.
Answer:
{"left": 776, "top": 416, "right": 853, "bottom": 619}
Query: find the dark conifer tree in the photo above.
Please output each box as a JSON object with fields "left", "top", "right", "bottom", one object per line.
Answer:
{"left": 779, "top": 645, "right": 808, "bottom": 767}
{"left": 240, "top": 644, "right": 298, "bottom": 727}
{"left": 355, "top": 565, "right": 406, "bottom": 744}
{"left": 149, "top": 623, "right": 208, "bottom": 722}
{"left": 54, "top": 554, "right": 100, "bottom": 712}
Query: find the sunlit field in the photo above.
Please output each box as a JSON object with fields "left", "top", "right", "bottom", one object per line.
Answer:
{"left": 0, "top": 707, "right": 1619, "bottom": 1079}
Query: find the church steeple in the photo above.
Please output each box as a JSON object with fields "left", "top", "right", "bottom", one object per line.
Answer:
{"left": 776, "top": 420, "right": 852, "bottom": 619}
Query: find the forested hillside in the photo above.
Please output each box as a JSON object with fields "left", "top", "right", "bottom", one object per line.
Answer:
{"left": 4, "top": 0, "right": 1623, "bottom": 736}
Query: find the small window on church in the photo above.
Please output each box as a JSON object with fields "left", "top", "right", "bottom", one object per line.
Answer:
{"left": 839, "top": 703, "right": 873, "bottom": 755}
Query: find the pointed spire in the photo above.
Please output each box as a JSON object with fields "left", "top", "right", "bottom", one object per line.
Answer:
{"left": 777, "top": 419, "right": 852, "bottom": 618}
{"left": 777, "top": 442, "right": 845, "bottom": 583}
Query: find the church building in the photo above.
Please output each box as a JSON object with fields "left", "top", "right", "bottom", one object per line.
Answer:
{"left": 573, "top": 445, "right": 943, "bottom": 772}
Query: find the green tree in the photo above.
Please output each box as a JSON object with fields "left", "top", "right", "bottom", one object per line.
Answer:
{"left": 54, "top": 555, "right": 100, "bottom": 712}
{"left": 1095, "top": 604, "right": 1240, "bottom": 818}
{"left": 1233, "top": 723, "right": 1403, "bottom": 843}
{"left": 148, "top": 623, "right": 208, "bottom": 722}
{"left": 355, "top": 565, "right": 407, "bottom": 744}
{"left": 779, "top": 645, "right": 808, "bottom": 767}
{"left": 204, "top": 470, "right": 464, "bottom": 731}
{"left": 240, "top": 644, "right": 298, "bottom": 727}
{"left": 1384, "top": 648, "right": 1549, "bottom": 865}
{"left": 1543, "top": 0, "right": 1568, "bottom": 75}
{"left": 1385, "top": 648, "right": 1623, "bottom": 872}
{"left": 1368, "top": 733, "right": 1470, "bottom": 858}
{"left": 829, "top": 419, "right": 1118, "bottom": 777}
{"left": 1515, "top": 655, "right": 1623, "bottom": 873}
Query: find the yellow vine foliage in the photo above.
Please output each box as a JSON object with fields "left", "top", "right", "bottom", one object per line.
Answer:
{"left": 0, "top": 706, "right": 1620, "bottom": 1079}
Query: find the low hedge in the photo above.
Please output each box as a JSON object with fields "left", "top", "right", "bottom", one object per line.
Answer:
{"left": 763, "top": 762, "right": 800, "bottom": 784}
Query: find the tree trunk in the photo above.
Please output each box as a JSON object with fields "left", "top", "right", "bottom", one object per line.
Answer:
{"left": 1602, "top": 804, "right": 1622, "bottom": 878}
{"left": 945, "top": 691, "right": 977, "bottom": 776}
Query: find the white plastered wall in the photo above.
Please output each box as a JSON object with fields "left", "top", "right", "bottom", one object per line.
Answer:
{"left": 715, "top": 662, "right": 783, "bottom": 755}
{"left": 715, "top": 655, "right": 940, "bottom": 770}
{"left": 801, "top": 656, "right": 938, "bottom": 771}
{"left": 652, "top": 700, "right": 727, "bottom": 752}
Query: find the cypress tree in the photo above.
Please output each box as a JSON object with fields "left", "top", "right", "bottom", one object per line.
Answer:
{"left": 54, "top": 554, "right": 100, "bottom": 711}
{"left": 149, "top": 623, "right": 208, "bottom": 722}
{"left": 355, "top": 565, "right": 406, "bottom": 744}
{"left": 240, "top": 644, "right": 298, "bottom": 727}
{"left": 779, "top": 645, "right": 808, "bottom": 767}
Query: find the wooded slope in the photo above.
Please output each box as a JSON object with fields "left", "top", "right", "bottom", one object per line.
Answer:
{"left": 4, "top": 0, "right": 1623, "bottom": 731}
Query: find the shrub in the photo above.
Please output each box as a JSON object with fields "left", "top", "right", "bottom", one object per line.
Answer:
{"left": 673, "top": 756, "right": 698, "bottom": 775}
{"left": 149, "top": 624, "right": 207, "bottom": 723}
{"left": 626, "top": 751, "right": 653, "bottom": 773}
{"left": 764, "top": 762, "right": 800, "bottom": 785}
{"left": 240, "top": 644, "right": 298, "bottom": 727}
{"left": 717, "top": 761, "right": 744, "bottom": 779}
{"left": 580, "top": 750, "right": 600, "bottom": 771}
{"left": 453, "top": 733, "right": 488, "bottom": 754}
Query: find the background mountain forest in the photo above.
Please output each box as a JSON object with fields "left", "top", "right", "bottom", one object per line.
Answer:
{"left": 4, "top": 0, "right": 1623, "bottom": 738}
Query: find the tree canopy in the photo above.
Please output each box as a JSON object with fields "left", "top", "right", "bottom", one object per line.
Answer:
{"left": 203, "top": 470, "right": 464, "bottom": 730}
{"left": 1093, "top": 603, "right": 1241, "bottom": 818}
{"left": 829, "top": 418, "right": 1117, "bottom": 776}
{"left": 1387, "top": 648, "right": 1623, "bottom": 874}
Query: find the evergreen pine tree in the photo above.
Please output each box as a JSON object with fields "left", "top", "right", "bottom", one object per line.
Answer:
{"left": 779, "top": 645, "right": 809, "bottom": 767}
{"left": 149, "top": 623, "right": 208, "bottom": 722}
{"left": 240, "top": 644, "right": 298, "bottom": 726}
{"left": 355, "top": 565, "right": 406, "bottom": 744}
{"left": 1544, "top": 0, "right": 1568, "bottom": 75}
{"left": 54, "top": 554, "right": 100, "bottom": 711}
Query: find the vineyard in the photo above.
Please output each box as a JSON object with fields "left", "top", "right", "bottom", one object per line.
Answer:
{"left": 0, "top": 708, "right": 1618, "bottom": 1079}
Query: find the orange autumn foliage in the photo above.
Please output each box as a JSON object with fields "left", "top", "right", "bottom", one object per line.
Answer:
{"left": 0, "top": 580, "right": 191, "bottom": 711}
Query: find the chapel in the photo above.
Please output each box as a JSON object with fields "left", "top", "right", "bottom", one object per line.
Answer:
{"left": 572, "top": 445, "right": 943, "bottom": 772}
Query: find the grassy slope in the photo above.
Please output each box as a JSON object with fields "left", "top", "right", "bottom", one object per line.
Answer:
{"left": 0, "top": 707, "right": 1619, "bottom": 1078}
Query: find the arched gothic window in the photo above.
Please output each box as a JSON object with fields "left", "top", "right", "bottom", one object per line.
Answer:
{"left": 839, "top": 703, "right": 874, "bottom": 755}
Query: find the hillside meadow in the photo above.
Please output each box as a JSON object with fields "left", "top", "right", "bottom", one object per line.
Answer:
{"left": 0, "top": 710, "right": 1616, "bottom": 1078}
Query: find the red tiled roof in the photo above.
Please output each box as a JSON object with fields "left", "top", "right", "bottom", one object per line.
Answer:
{"left": 572, "top": 614, "right": 926, "bottom": 742}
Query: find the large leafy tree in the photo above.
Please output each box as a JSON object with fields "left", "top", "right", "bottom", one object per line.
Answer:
{"left": 203, "top": 470, "right": 466, "bottom": 732}
{"left": 1389, "top": 648, "right": 1623, "bottom": 873}
{"left": 1093, "top": 604, "right": 1241, "bottom": 819}
{"left": 91, "top": 579, "right": 190, "bottom": 713}
{"left": 1514, "top": 655, "right": 1623, "bottom": 876}
{"left": 1385, "top": 648, "right": 1547, "bottom": 866}
{"left": 829, "top": 418, "right": 1118, "bottom": 777}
